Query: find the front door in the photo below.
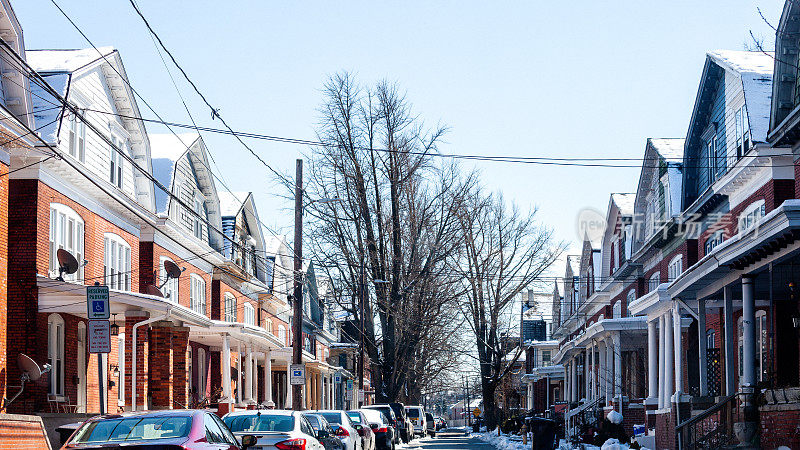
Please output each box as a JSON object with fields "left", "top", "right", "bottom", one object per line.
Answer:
{"left": 77, "top": 322, "right": 87, "bottom": 412}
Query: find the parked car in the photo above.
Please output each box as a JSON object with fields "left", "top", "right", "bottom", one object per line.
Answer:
{"left": 361, "top": 405, "right": 400, "bottom": 445}
{"left": 223, "top": 409, "right": 324, "bottom": 450}
{"left": 304, "top": 414, "right": 345, "bottom": 450}
{"left": 307, "top": 410, "right": 362, "bottom": 450}
{"left": 433, "top": 416, "right": 446, "bottom": 431}
{"left": 360, "top": 409, "right": 394, "bottom": 450}
{"left": 61, "top": 410, "right": 256, "bottom": 450}
{"left": 404, "top": 406, "right": 426, "bottom": 438}
{"left": 425, "top": 412, "right": 436, "bottom": 438}
{"left": 388, "top": 403, "right": 413, "bottom": 443}
{"left": 346, "top": 410, "right": 375, "bottom": 450}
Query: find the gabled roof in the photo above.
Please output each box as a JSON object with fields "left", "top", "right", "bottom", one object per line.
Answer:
{"left": 149, "top": 133, "right": 201, "bottom": 215}
{"left": 566, "top": 255, "right": 580, "bottom": 276}
{"left": 218, "top": 191, "right": 249, "bottom": 218}
{"left": 649, "top": 138, "right": 685, "bottom": 162}
{"left": 28, "top": 47, "right": 116, "bottom": 73}
{"left": 611, "top": 193, "right": 635, "bottom": 216}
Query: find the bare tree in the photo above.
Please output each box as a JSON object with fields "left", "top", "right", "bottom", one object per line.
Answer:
{"left": 454, "top": 189, "right": 564, "bottom": 430}
{"left": 305, "top": 72, "right": 471, "bottom": 402}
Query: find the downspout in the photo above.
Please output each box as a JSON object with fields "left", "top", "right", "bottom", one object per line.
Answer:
{"left": 132, "top": 310, "right": 171, "bottom": 411}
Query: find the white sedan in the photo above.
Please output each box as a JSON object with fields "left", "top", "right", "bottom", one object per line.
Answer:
{"left": 308, "top": 410, "right": 362, "bottom": 450}
{"left": 223, "top": 409, "right": 326, "bottom": 450}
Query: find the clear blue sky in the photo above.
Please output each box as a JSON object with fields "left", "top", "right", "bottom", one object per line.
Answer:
{"left": 13, "top": 0, "right": 783, "bottom": 272}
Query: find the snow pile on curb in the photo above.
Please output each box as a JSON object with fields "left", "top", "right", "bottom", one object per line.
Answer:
{"left": 475, "top": 432, "right": 532, "bottom": 450}
{"left": 554, "top": 438, "right": 652, "bottom": 450}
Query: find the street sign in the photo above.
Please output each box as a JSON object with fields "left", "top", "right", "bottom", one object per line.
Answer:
{"left": 473, "top": 407, "right": 481, "bottom": 418}
{"left": 358, "top": 389, "right": 365, "bottom": 402}
{"left": 334, "top": 374, "right": 341, "bottom": 383}
{"left": 88, "top": 320, "right": 111, "bottom": 353}
{"left": 87, "top": 286, "right": 110, "bottom": 319}
{"left": 290, "top": 364, "right": 305, "bottom": 385}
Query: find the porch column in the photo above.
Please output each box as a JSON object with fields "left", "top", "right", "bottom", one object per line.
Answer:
{"left": 664, "top": 312, "right": 674, "bottom": 404}
{"left": 570, "top": 358, "right": 577, "bottom": 402}
{"left": 236, "top": 342, "right": 243, "bottom": 404}
{"left": 222, "top": 335, "right": 232, "bottom": 403}
{"left": 612, "top": 332, "right": 622, "bottom": 401}
{"left": 723, "top": 285, "right": 736, "bottom": 395}
{"left": 698, "top": 298, "right": 708, "bottom": 397}
{"left": 318, "top": 372, "right": 324, "bottom": 408}
{"left": 647, "top": 319, "right": 658, "bottom": 402}
{"left": 741, "top": 276, "right": 756, "bottom": 388}
{"left": 598, "top": 340, "right": 606, "bottom": 401}
{"left": 672, "top": 302, "right": 683, "bottom": 399}
{"left": 584, "top": 347, "right": 590, "bottom": 401}
{"left": 245, "top": 345, "right": 254, "bottom": 404}
{"left": 605, "top": 338, "right": 613, "bottom": 402}
{"left": 285, "top": 363, "right": 292, "bottom": 409}
{"left": 658, "top": 315, "right": 666, "bottom": 409}
{"left": 590, "top": 341, "right": 596, "bottom": 400}
{"left": 264, "top": 349, "right": 274, "bottom": 407}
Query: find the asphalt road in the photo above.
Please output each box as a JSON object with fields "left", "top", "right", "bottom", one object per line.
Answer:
{"left": 406, "top": 432, "right": 496, "bottom": 450}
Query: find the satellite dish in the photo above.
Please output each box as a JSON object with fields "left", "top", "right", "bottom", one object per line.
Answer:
{"left": 56, "top": 249, "right": 79, "bottom": 281}
{"left": 145, "top": 284, "right": 165, "bottom": 298}
{"left": 17, "top": 353, "right": 43, "bottom": 381}
{"left": 164, "top": 260, "right": 183, "bottom": 279}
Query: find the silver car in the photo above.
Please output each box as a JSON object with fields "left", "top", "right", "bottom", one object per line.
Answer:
{"left": 307, "top": 410, "right": 362, "bottom": 450}
{"left": 223, "top": 409, "right": 325, "bottom": 450}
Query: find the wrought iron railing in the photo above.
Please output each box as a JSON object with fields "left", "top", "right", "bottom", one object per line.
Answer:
{"left": 676, "top": 392, "right": 749, "bottom": 449}
{"left": 565, "top": 397, "right": 602, "bottom": 441}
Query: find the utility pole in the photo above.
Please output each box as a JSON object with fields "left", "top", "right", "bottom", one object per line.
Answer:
{"left": 358, "top": 264, "right": 365, "bottom": 407}
{"left": 292, "top": 159, "right": 303, "bottom": 410}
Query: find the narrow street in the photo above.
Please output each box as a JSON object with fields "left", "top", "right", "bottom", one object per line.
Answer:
{"left": 408, "top": 432, "right": 496, "bottom": 450}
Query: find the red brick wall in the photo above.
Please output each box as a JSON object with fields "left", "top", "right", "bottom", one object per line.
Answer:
{"left": 0, "top": 414, "right": 50, "bottom": 450}
{"left": 760, "top": 405, "right": 800, "bottom": 449}
{"left": 0, "top": 162, "right": 8, "bottom": 402}
{"left": 141, "top": 243, "right": 212, "bottom": 317}
{"left": 125, "top": 315, "right": 150, "bottom": 409}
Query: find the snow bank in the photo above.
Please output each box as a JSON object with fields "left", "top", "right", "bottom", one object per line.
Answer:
{"left": 476, "top": 431, "right": 532, "bottom": 450}
{"left": 607, "top": 410, "right": 623, "bottom": 425}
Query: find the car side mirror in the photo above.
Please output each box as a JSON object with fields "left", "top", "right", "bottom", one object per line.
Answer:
{"left": 240, "top": 435, "right": 257, "bottom": 449}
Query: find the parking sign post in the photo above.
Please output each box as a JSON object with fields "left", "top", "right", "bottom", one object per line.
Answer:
{"left": 87, "top": 285, "right": 110, "bottom": 414}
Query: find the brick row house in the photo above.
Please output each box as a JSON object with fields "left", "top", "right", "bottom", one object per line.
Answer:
{"left": 547, "top": 17, "right": 800, "bottom": 448}
{"left": 0, "top": 0, "right": 361, "bottom": 421}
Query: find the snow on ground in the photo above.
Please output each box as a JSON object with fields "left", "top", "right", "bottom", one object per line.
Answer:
{"left": 475, "top": 432, "right": 532, "bottom": 450}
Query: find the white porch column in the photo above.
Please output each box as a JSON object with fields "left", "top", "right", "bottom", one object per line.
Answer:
{"left": 664, "top": 312, "right": 674, "bottom": 404}
{"left": 563, "top": 365, "right": 569, "bottom": 405}
{"left": 584, "top": 347, "right": 590, "bottom": 401}
{"left": 572, "top": 358, "right": 578, "bottom": 402}
{"left": 672, "top": 302, "right": 683, "bottom": 400}
{"left": 612, "top": 332, "right": 622, "bottom": 401}
{"left": 245, "top": 345, "right": 254, "bottom": 404}
{"left": 264, "top": 349, "right": 274, "bottom": 407}
{"left": 285, "top": 363, "right": 293, "bottom": 409}
{"left": 647, "top": 319, "right": 658, "bottom": 402}
{"left": 598, "top": 340, "right": 606, "bottom": 401}
{"left": 697, "top": 298, "right": 708, "bottom": 397}
{"left": 723, "top": 285, "right": 736, "bottom": 395}
{"left": 741, "top": 276, "right": 756, "bottom": 388}
{"left": 608, "top": 339, "right": 614, "bottom": 400}
{"left": 236, "top": 342, "right": 243, "bottom": 404}
{"left": 222, "top": 335, "right": 232, "bottom": 403}
{"left": 658, "top": 315, "right": 666, "bottom": 409}
{"left": 318, "top": 372, "right": 324, "bottom": 408}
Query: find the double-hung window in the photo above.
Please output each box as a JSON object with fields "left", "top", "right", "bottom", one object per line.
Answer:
{"left": 735, "top": 105, "right": 751, "bottom": 159}
{"left": 104, "top": 233, "right": 131, "bottom": 291}
{"left": 193, "top": 194, "right": 205, "bottom": 240}
{"left": 49, "top": 204, "right": 84, "bottom": 281}
{"left": 66, "top": 108, "right": 86, "bottom": 162}
{"left": 47, "top": 314, "right": 65, "bottom": 396}
{"left": 244, "top": 303, "right": 255, "bottom": 326}
{"left": 190, "top": 274, "right": 206, "bottom": 315}
{"left": 668, "top": 255, "right": 683, "bottom": 282}
{"left": 224, "top": 293, "right": 236, "bottom": 322}
{"left": 705, "top": 229, "right": 725, "bottom": 255}
{"left": 109, "top": 136, "right": 125, "bottom": 189}
{"left": 160, "top": 257, "right": 179, "bottom": 302}
{"left": 739, "top": 201, "right": 766, "bottom": 233}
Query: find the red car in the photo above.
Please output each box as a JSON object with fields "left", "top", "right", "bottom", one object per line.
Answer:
{"left": 60, "top": 409, "right": 257, "bottom": 449}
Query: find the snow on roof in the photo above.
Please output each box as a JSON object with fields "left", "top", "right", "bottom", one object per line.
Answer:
{"left": 218, "top": 191, "right": 249, "bottom": 217}
{"left": 611, "top": 193, "right": 635, "bottom": 216}
{"left": 149, "top": 133, "right": 198, "bottom": 161}
{"left": 649, "top": 138, "right": 685, "bottom": 162}
{"left": 566, "top": 255, "right": 580, "bottom": 275}
{"left": 27, "top": 47, "right": 116, "bottom": 73}
{"left": 708, "top": 50, "right": 774, "bottom": 143}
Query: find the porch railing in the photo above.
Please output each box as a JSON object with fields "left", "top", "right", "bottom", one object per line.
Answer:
{"left": 565, "top": 397, "right": 601, "bottom": 441}
{"left": 676, "top": 392, "right": 747, "bottom": 450}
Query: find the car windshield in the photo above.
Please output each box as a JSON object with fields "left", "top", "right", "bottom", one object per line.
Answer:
{"left": 319, "top": 413, "right": 342, "bottom": 425}
{"left": 346, "top": 412, "right": 362, "bottom": 424}
{"left": 406, "top": 408, "right": 420, "bottom": 418}
{"left": 71, "top": 416, "right": 192, "bottom": 443}
{"left": 223, "top": 414, "right": 294, "bottom": 433}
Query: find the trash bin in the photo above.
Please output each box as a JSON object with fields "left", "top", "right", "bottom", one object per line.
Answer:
{"left": 526, "top": 417, "right": 556, "bottom": 450}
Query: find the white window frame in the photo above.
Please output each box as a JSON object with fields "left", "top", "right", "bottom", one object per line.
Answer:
{"left": 612, "top": 301, "right": 622, "bottom": 319}
{"left": 49, "top": 203, "right": 84, "bottom": 282}
{"left": 48, "top": 314, "right": 65, "bottom": 396}
{"left": 66, "top": 106, "right": 86, "bottom": 162}
{"left": 104, "top": 233, "right": 131, "bottom": 291}
{"left": 193, "top": 192, "right": 205, "bottom": 240}
{"left": 278, "top": 325, "right": 287, "bottom": 345}
{"left": 756, "top": 310, "right": 767, "bottom": 382}
{"left": 160, "top": 256, "right": 179, "bottom": 303}
{"left": 626, "top": 289, "right": 636, "bottom": 307}
{"left": 705, "top": 229, "right": 725, "bottom": 255}
{"left": 668, "top": 255, "right": 683, "bottom": 282}
{"left": 244, "top": 303, "right": 255, "bottom": 326}
{"left": 707, "top": 329, "right": 716, "bottom": 349}
{"left": 117, "top": 332, "right": 125, "bottom": 406}
{"left": 190, "top": 274, "right": 207, "bottom": 316}
{"left": 649, "top": 272, "right": 660, "bottom": 292}
{"left": 224, "top": 293, "right": 236, "bottom": 322}
{"left": 735, "top": 105, "right": 751, "bottom": 159}
{"left": 109, "top": 135, "right": 125, "bottom": 189}
{"left": 738, "top": 200, "right": 766, "bottom": 233}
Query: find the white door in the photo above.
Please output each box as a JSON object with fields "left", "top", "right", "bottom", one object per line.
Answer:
{"left": 77, "top": 322, "right": 87, "bottom": 412}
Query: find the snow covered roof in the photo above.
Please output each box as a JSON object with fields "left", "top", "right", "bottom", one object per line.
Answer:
{"left": 149, "top": 133, "right": 198, "bottom": 162}
{"left": 566, "top": 255, "right": 580, "bottom": 275}
{"left": 218, "top": 191, "right": 248, "bottom": 217}
{"left": 27, "top": 47, "right": 116, "bottom": 73}
{"left": 708, "top": 50, "right": 774, "bottom": 143}
{"left": 611, "top": 193, "right": 635, "bottom": 216}
{"left": 649, "top": 138, "right": 685, "bottom": 162}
